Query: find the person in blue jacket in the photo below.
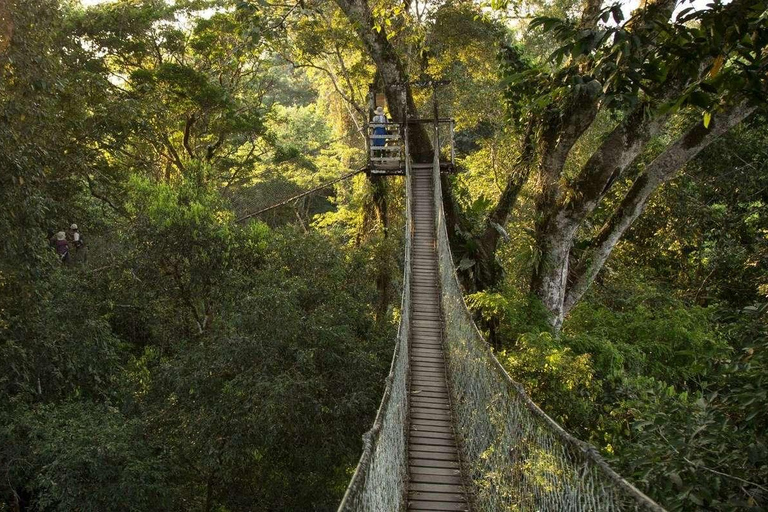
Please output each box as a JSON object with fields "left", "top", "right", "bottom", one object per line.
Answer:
{"left": 372, "top": 106, "right": 388, "bottom": 158}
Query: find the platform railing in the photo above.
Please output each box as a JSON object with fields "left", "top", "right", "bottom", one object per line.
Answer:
{"left": 368, "top": 122, "right": 404, "bottom": 170}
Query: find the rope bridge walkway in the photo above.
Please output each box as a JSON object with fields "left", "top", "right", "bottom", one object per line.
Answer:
{"left": 337, "top": 139, "right": 666, "bottom": 511}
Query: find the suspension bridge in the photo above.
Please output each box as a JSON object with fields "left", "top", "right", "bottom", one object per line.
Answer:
{"left": 334, "top": 117, "right": 665, "bottom": 511}
{"left": 234, "top": 112, "right": 666, "bottom": 510}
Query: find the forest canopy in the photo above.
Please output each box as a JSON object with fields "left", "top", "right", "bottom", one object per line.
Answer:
{"left": 1, "top": 0, "right": 766, "bottom": 510}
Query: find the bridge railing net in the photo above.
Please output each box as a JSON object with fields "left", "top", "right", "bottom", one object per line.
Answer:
{"left": 431, "top": 151, "right": 665, "bottom": 512}
{"left": 337, "top": 160, "right": 411, "bottom": 512}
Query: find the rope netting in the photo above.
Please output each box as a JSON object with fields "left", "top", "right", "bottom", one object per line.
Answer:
{"left": 430, "top": 143, "right": 665, "bottom": 512}
{"left": 337, "top": 157, "right": 412, "bottom": 511}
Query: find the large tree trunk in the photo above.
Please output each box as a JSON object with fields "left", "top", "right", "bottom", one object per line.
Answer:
{"left": 334, "top": 0, "right": 432, "bottom": 159}
{"left": 529, "top": 106, "right": 664, "bottom": 329}
{"left": 527, "top": 0, "right": 688, "bottom": 330}
{"left": 529, "top": 93, "right": 600, "bottom": 329}
{"left": 563, "top": 102, "right": 756, "bottom": 317}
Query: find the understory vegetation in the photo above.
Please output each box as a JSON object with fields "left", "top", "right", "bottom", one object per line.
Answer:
{"left": 1, "top": 0, "right": 766, "bottom": 510}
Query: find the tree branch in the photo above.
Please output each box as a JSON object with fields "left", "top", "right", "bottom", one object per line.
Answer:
{"left": 564, "top": 101, "right": 756, "bottom": 315}
{"left": 183, "top": 113, "right": 197, "bottom": 160}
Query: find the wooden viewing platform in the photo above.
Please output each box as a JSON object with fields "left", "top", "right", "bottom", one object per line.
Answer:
{"left": 407, "top": 162, "right": 470, "bottom": 511}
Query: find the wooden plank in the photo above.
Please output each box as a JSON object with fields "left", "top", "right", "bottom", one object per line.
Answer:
{"left": 412, "top": 369, "right": 446, "bottom": 376}
{"left": 411, "top": 404, "right": 451, "bottom": 414}
{"left": 409, "top": 442, "right": 458, "bottom": 455}
{"left": 409, "top": 428, "right": 454, "bottom": 438}
{"left": 411, "top": 369, "right": 446, "bottom": 376}
{"left": 412, "top": 355, "right": 445, "bottom": 362}
{"left": 409, "top": 473, "right": 463, "bottom": 486}
{"left": 409, "top": 491, "right": 466, "bottom": 502}
{"left": 411, "top": 358, "right": 445, "bottom": 371}
{"left": 410, "top": 348, "right": 443, "bottom": 355}
{"left": 410, "top": 380, "right": 446, "bottom": 388}
{"left": 412, "top": 346, "right": 443, "bottom": 353}
{"left": 411, "top": 411, "right": 452, "bottom": 422}
{"left": 410, "top": 391, "right": 449, "bottom": 400}
{"left": 411, "top": 330, "right": 442, "bottom": 337}
{"left": 408, "top": 458, "right": 460, "bottom": 469}
{"left": 411, "top": 388, "right": 447, "bottom": 393}
{"left": 410, "top": 418, "right": 453, "bottom": 429}
{"left": 411, "top": 367, "right": 445, "bottom": 374}
{"left": 412, "top": 373, "right": 445, "bottom": 379}
{"left": 411, "top": 325, "right": 442, "bottom": 331}
{"left": 410, "top": 439, "right": 456, "bottom": 450}
{"left": 411, "top": 395, "right": 450, "bottom": 404}
{"left": 412, "top": 375, "right": 446, "bottom": 382}
{"left": 411, "top": 369, "right": 445, "bottom": 375}
{"left": 411, "top": 402, "right": 449, "bottom": 412}
{"left": 407, "top": 498, "right": 467, "bottom": 511}
{"left": 410, "top": 425, "right": 454, "bottom": 436}
{"left": 412, "top": 354, "right": 444, "bottom": 360}
{"left": 411, "top": 379, "right": 446, "bottom": 387}
{"left": 411, "top": 371, "right": 445, "bottom": 379}
{"left": 412, "top": 369, "right": 446, "bottom": 377}
{"left": 411, "top": 389, "right": 448, "bottom": 397}
{"left": 407, "top": 501, "right": 468, "bottom": 511}
{"left": 412, "top": 358, "right": 445, "bottom": 366}
{"left": 413, "top": 320, "right": 442, "bottom": 327}
{"left": 411, "top": 344, "right": 443, "bottom": 350}
{"left": 411, "top": 330, "right": 441, "bottom": 338}
{"left": 409, "top": 466, "right": 462, "bottom": 478}
{"left": 412, "top": 322, "right": 443, "bottom": 330}
{"left": 410, "top": 435, "right": 456, "bottom": 447}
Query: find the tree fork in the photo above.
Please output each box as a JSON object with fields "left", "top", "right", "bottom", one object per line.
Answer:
{"left": 564, "top": 101, "right": 757, "bottom": 317}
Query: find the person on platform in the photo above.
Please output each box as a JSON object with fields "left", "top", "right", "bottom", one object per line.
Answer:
{"left": 372, "top": 106, "right": 388, "bottom": 159}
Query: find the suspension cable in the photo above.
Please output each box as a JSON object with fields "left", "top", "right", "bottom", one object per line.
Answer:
{"left": 235, "top": 167, "right": 366, "bottom": 223}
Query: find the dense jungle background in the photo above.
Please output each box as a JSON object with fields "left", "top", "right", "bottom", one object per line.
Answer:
{"left": 1, "top": 0, "right": 766, "bottom": 510}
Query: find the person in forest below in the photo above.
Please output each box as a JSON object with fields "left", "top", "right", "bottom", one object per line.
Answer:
{"left": 371, "top": 106, "right": 388, "bottom": 159}
{"left": 69, "top": 223, "right": 86, "bottom": 264}
{"left": 53, "top": 231, "right": 69, "bottom": 264}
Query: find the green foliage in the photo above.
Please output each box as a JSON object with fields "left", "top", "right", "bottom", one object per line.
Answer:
{"left": 521, "top": 0, "right": 768, "bottom": 115}
{"left": 608, "top": 368, "right": 767, "bottom": 511}
{"left": 1, "top": 2, "right": 397, "bottom": 510}
{"left": 565, "top": 274, "right": 726, "bottom": 386}
{"left": 499, "top": 332, "right": 598, "bottom": 433}
{"left": 2, "top": 403, "right": 170, "bottom": 512}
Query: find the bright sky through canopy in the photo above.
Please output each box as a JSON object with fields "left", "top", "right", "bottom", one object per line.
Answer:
{"left": 80, "top": 0, "right": 721, "bottom": 9}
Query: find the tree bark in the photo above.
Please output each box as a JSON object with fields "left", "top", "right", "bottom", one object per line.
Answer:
{"left": 530, "top": 92, "right": 600, "bottom": 329}
{"left": 333, "top": 0, "right": 432, "bottom": 158}
{"left": 334, "top": 0, "right": 434, "bottom": 327}
{"left": 563, "top": 101, "right": 756, "bottom": 317}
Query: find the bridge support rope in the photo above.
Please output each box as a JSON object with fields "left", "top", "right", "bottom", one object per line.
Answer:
{"left": 339, "top": 142, "right": 666, "bottom": 511}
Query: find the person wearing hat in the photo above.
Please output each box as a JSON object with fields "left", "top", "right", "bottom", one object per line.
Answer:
{"left": 69, "top": 223, "right": 86, "bottom": 264}
{"left": 372, "top": 106, "right": 388, "bottom": 158}
{"left": 54, "top": 231, "right": 70, "bottom": 264}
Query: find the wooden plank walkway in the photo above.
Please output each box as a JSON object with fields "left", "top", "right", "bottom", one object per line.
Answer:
{"left": 408, "top": 163, "right": 470, "bottom": 512}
